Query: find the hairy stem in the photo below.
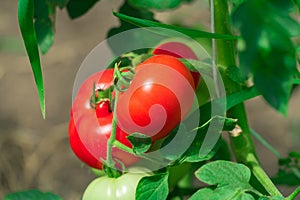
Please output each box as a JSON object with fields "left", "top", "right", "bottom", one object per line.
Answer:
{"left": 213, "top": 0, "right": 282, "bottom": 197}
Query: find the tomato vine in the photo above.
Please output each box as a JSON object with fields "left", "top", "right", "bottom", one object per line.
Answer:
{"left": 4, "top": 0, "right": 300, "bottom": 200}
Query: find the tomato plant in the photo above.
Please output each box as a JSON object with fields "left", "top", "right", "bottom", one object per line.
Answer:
{"left": 6, "top": 0, "right": 300, "bottom": 200}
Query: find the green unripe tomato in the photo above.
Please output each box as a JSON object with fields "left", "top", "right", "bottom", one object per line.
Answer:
{"left": 82, "top": 168, "right": 151, "bottom": 200}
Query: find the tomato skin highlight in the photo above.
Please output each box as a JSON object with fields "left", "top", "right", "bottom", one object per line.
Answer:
{"left": 153, "top": 41, "right": 201, "bottom": 87}
{"left": 69, "top": 69, "right": 138, "bottom": 170}
{"left": 117, "top": 55, "right": 195, "bottom": 141}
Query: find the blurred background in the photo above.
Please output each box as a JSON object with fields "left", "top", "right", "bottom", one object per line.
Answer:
{"left": 0, "top": 0, "right": 299, "bottom": 199}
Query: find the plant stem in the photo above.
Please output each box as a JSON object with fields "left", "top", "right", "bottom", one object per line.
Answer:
{"left": 213, "top": 0, "right": 282, "bottom": 197}
{"left": 106, "top": 90, "right": 119, "bottom": 168}
{"left": 247, "top": 153, "right": 282, "bottom": 197}
{"left": 286, "top": 186, "right": 300, "bottom": 200}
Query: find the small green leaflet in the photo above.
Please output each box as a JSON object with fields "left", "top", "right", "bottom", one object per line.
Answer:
{"left": 66, "top": 0, "right": 100, "bottom": 19}
{"left": 3, "top": 189, "right": 62, "bottom": 200}
{"left": 136, "top": 173, "right": 169, "bottom": 200}
{"left": 18, "top": 0, "right": 45, "bottom": 118}
{"left": 232, "top": 0, "right": 300, "bottom": 115}
{"left": 190, "top": 160, "right": 256, "bottom": 200}
{"left": 128, "top": 0, "right": 182, "bottom": 10}
{"left": 127, "top": 132, "right": 152, "bottom": 154}
{"left": 272, "top": 151, "right": 300, "bottom": 186}
{"left": 113, "top": 12, "right": 238, "bottom": 40}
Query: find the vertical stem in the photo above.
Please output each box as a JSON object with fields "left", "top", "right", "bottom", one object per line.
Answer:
{"left": 213, "top": 0, "right": 257, "bottom": 161}
{"left": 213, "top": 0, "right": 282, "bottom": 197}
{"left": 106, "top": 90, "right": 119, "bottom": 167}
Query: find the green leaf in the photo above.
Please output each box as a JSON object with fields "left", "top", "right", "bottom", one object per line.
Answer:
{"left": 66, "top": 0, "right": 99, "bottom": 19}
{"left": 18, "top": 0, "right": 45, "bottom": 118}
{"left": 181, "top": 59, "right": 248, "bottom": 85}
{"left": 294, "top": 0, "right": 300, "bottom": 10}
{"left": 190, "top": 188, "right": 255, "bottom": 200}
{"left": 272, "top": 151, "right": 300, "bottom": 186}
{"left": 160, "top": 86, "right": 260, "bottom": 163}
{"left": 179, "top": 59, "right": 213, "bottom": 75}
{"left": 48, "top": 0, "right": 69, "bottom": 9}
{"left": 258, "top": 196, "right": 284, "bottom": 200}
{"left": 294, "top": 78, "right": 300, "bottom": 84}
{"left": 226, "top": 87, "right": 260, "bottom": 110}
{"left": 159, "top": 124, "right": 195, "bottom": 162}
{"left": 164, "top": 87, "right": 260, "bottom": 163}
{"left": 3, "top": 189, "right": 62, "bottom": 200}
{"left": 34, "top": 19, "right": 54, "bottom": 54}
{"left": 192, "top": 160, "right": 255, "bottom": 200}
{"left": 183, "top": 117, "right": 236, "bottom": 163}
{"left": 272, "top": 170, "right": 300, "bottom": 186}
{"left": 189, "top": 188, "right": 215, "bottom": 200}
{"left": 108, "top": 2, "right": 156, "bottom": 55}
{"left": 128, "top": 0, "right": 182, "bottom": 10}
{"left": 196, "top": 161, "right": 252, "bottom": 187}
{"left": 127, "top": 132, "right": 152, "bottom": 154}
{"left": 34, "top": 0, "right": 55, "bottom": 54}
{"left": 227, "top": 65, "right": 248, "bottom": 85}
{"left": 232, "top": 0, "right": 300, "bottom": 114}
{"left": 136, "top": 173, "right": 169, "bottom": 200}
{"left": 113, "top": 12, "right": 238, "bottom": 40}
{"left": 228, "top": 0, "right": 246, "bottom": 11}
{"left": 212, "top": 138, "right": 232, "bottom": 161}
{"left": 161, "top": 116, "right": 237, "bottom": 163}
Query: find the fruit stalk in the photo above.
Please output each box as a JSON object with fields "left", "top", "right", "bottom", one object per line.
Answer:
{"left": 106, "top": 90, "right": 119, "bottom": 168}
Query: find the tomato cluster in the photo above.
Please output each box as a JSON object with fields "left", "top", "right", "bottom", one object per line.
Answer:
{"left": 69, "top": 69, "right": 139, "bottom": 169}
{"left": 68, "top": 42, "right": 199, "bottom": 170}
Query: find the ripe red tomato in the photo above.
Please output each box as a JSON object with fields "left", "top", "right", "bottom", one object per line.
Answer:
{"left": 69, "top": 69, "right": 139, "bottom": 169}
{"left": 116, "top": 55, "right": 195, "bottom": 141}
{"left": 153, "top": 41, "right": 201, "bottom": 87}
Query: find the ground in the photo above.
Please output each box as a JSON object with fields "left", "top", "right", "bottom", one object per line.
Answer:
{"left": 0, "top": 0, "right": 299, "bottom": 199}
